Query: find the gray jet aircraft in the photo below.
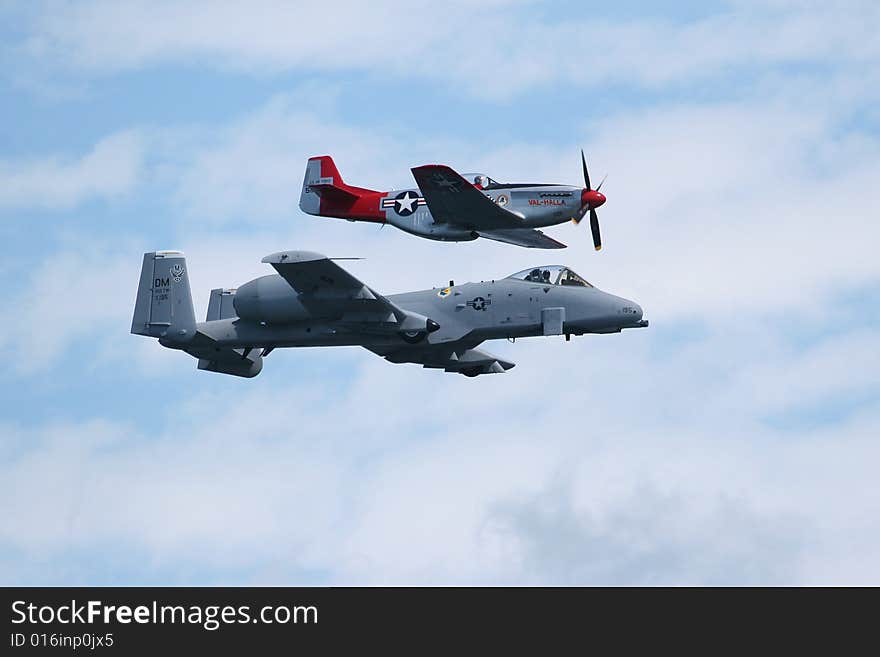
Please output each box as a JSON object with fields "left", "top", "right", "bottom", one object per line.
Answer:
{"left": 131, "top": 250, "right": 647, "bottom": 378}
{"left": 299, "top": 151, "right": 607, "bottom": 250}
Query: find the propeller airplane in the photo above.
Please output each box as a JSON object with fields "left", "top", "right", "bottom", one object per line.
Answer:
{"left": 299, "top": 151, "right": 607, "bottom": 250}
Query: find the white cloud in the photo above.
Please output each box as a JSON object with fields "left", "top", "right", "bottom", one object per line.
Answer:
{"left": 165, "top": 95, "right": 408, "bottom": 222}
{"left": 580, "top": 100, "right": 880, "bottom": 319}
{"left": 15, "top": 1, "right": 880, "bottom": 97}
{"left": 3, "top": 0, "right": 880, "bottom": 587}
{"left": 0, "top": 131, "right": 143, "bottom": 210}
{"left": 483, "top": 482, "right": 807, "bottom": 585}
{"left": 1, "top": 243, "right": 138, "bottom": 372}
{"left": 1, "top": 334, "right": 878, "bottom": 585}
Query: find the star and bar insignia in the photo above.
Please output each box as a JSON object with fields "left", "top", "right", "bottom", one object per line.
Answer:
{"left": 381, "top": 190, "right": 427, "bottom": 216}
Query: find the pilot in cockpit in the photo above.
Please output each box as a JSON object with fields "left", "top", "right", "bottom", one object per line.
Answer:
{"left": 474, "top": 175, "right": 488, "bottom": 189}
{"left": 525, "top": 268, "right": 552, "bottom": 283}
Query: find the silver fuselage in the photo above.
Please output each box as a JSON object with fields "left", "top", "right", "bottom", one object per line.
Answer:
{"left": 384, "top": 184, "right": 582, "bottom": 242}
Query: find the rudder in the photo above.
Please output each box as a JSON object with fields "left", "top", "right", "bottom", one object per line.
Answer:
{"left": 131, "top": 251, "right": 196, "bottom": 342}
{"left": 300, "top": 155, "right": 352, "bottom": 215}
{"left": 299, "top": 156, "right": 326, "bottom": 215}
{"left": 298, "top": 155, "right": 382, "bottom": 220}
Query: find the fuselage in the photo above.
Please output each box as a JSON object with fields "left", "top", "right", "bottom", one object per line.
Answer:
{"left": 313, "top": 181, "right": 585, "bottom": 242}
{"left": 137, "top": 249, "right": 643, "bottom": 379}
{"left": 186, "top": 274, "right": 645, "bottom": 351}
{"left": 382, "top": 180, "right": 584, "bottom": 241}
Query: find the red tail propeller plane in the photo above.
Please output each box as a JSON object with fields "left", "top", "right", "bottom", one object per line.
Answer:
{"left": 299, "top": 151, "right": 606, "bottom": 250}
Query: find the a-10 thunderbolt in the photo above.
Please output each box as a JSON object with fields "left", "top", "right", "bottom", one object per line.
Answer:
{"left": 299, "top": 151, "right": 607, "bottom": 250}
{"left": 131, "top": 250, "right": 647, "bottom": 378}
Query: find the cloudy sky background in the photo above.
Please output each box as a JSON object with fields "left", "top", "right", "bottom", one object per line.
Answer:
{"left": 1, "top": 0, "right": 878, "bottom": 584}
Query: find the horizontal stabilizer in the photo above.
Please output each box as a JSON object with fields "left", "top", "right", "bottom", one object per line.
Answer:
{"left": 176, "top": 330, "right": 264, "bottom": 378}
{"left": 306, "top": 182, "right": 361, "bottom": 203}
{"left": 191, "top": 342, "right": 264, "bottom": 378}
{"left": 196, "top": 350, "right": 263, "bottom": 378}
{"left": 132, "top": 251, "right": 261, "bottom": 377}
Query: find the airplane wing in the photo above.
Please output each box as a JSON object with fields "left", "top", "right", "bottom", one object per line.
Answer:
{"left": 263, "top": 250, "right": 373, "bottom": 298}
{"left": 262, "top": 251, "right": 435, "bottom": 332}
{"left": 411, "top": 164, "right": 526, "bottom": 230}
{"left": 366, "top": 343, "right": 515, "bottom": 377}
{"left": 477, "top": 228, "right": 567, "bottom": 249}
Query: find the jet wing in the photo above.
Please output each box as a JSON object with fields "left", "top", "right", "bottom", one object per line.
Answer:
{"left": 478, "top": 228, "right": 567, "bottom": 249}
{"left": 262, "top": 251, "right": 434, "bottom": 332}
{"left": 263, "top": 250, "right": 394, "bottom": 316}
{"left": 366, "top": 343, "right": 516, "bottom": 377}
{"left": 262, "top": 250, "right": 370, "bottom": 294}
{"left": 411, "top": 164, "right": 526, "bottom": 230}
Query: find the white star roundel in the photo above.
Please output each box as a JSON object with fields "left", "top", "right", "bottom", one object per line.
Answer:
{"left": 394, "top": 191, "right": 419, "bottom": 215}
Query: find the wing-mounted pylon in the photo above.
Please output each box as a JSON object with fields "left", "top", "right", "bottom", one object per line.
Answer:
{"left": 366, "top": 344, "right": 515, "bottom": 377}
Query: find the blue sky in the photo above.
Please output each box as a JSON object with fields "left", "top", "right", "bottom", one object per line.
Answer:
{"left": 1, "top": 0, "right": 879, "bottom": 585}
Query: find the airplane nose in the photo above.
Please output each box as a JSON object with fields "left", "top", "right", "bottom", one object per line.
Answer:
{"left": 623, "top": 301, "right": 648, "bottom": 327}
{"left": 614, "top": 297, "right": 644, "bottom": 326}
{"left": 569, "top": 292, "right": 647, "bottom": 333}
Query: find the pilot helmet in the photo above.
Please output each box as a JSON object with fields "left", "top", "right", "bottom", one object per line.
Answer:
{"left": 474, "top": 175, "right": 487, "bottom": 188}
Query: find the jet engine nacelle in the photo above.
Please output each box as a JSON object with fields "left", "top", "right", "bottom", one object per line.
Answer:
{"left": 233, "top": 275, "right": 312, "bottom": 324}
{"left": 399, "top": 316, "right": 441, "bottom": 344}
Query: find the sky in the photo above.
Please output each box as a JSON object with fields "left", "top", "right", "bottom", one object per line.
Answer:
{"left": 1, "top": 0, "right": 878, "bottom": 585}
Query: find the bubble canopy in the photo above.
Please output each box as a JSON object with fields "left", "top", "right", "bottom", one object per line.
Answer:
{"left": 506, "top": 266, "right": 593, "bottom": 287}
{"left": 460, "top": 173, "right": 499, "bottom": 187}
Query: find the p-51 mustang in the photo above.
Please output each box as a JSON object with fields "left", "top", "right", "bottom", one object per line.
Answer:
{"left": 131, "top": 250, "right": 647, "bottom": 378}
{"left": 299, "top": 151, "right": 607, "bottom": 250}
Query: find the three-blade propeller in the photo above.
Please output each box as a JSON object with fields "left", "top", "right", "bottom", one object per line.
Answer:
{"left": 573, "top": 150, "right": 607, "bottom": 251}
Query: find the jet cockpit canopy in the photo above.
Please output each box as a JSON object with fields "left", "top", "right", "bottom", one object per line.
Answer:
{"left": 507, "top": 265, "right": 593, "bottom": 287}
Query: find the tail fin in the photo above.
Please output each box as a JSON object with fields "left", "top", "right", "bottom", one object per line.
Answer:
{"left": 131, "top": 251, "right": 196, "bottom": 342}
{"left": 299, "top": 155, "right": 384, "bottom": 221}
{"left": 132, "top": 253, "right": 261, "bottom": 377}
{"left": 206, "top": 288, "right": 238, "bottom": 321}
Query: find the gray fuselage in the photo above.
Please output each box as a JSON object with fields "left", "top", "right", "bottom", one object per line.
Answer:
{"left": 136, "top": 250, "right": 647, "bottom": 378}
{"left": 184, "top": 275, "right": 645, "bottom": 350}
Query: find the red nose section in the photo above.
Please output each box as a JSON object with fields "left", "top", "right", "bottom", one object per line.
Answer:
{"left": 581, "top": 189, "right": 606, "bottom": 208}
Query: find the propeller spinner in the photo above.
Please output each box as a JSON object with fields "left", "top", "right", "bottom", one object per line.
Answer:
{"left": 573, "top": 150, "right": 606, "bottom": 251}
